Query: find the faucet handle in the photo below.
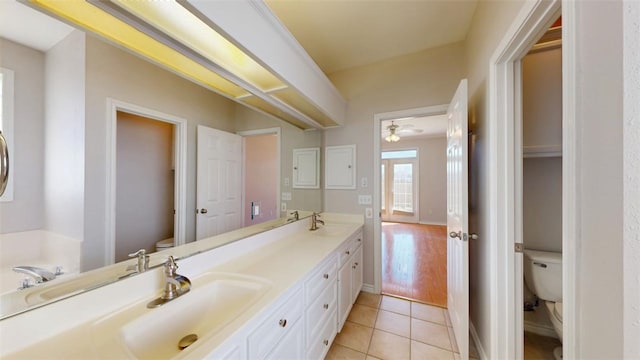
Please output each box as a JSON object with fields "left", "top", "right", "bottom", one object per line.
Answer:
{"left": 164, "top": 256, "right": 178, "bottom": 276}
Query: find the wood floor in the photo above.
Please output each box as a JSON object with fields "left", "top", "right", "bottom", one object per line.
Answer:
{"left": 381, "top": 222, "right": 447, "bottom": 307}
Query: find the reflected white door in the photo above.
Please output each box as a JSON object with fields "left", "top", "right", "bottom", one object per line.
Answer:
{"left": 447, "top": 79, "right": 470, "bottom": 359}
{"left": 196, "top": 125, "right": 242, "bottom": 240}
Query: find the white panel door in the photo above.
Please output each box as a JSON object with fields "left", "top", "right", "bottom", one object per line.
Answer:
{"left": 196, "top": 125, "right": 242, "bottom": 240}
{"left": 446, "top": 79, "right": 470, "bottom": 359}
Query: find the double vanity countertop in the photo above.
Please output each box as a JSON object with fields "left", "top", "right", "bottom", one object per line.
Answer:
{"left": 0, "top": 213, "right": 364, "bottom": 359}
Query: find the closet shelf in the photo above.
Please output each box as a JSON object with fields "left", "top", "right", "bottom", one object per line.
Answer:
{"left": 523, "top": 145, "right": 562, "bottom": 158}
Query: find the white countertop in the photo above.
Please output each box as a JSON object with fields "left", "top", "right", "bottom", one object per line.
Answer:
{"left": 0, "top": 213, "right": 363, "bottom": 359}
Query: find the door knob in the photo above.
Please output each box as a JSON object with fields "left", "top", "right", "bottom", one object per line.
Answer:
{"left": 199, "top": 208, "right": 208, "bottom": 214}
{"left": 449, "top": 231, "right": 461, "bottom": 239}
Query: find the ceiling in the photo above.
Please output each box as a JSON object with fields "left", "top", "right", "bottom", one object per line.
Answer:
{"left": 382, "top": 114, "right": 448, "bottom": 140}
{"left": 265, "top": 0, "right": 478, "bottom": 74}
{"left": 0, "top": 1, "right": 73, "bottom": 52}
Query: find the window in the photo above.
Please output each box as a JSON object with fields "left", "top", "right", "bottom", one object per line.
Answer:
{"left": 0, "top": 67, "right": 14, "bottom": 202}
{"left": 381, "top": 149, "right": 418, "bottom": 223}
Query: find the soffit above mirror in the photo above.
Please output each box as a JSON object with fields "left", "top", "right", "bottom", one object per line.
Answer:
{"left": 24, "top": 0, "right": 346, "bottom": 130}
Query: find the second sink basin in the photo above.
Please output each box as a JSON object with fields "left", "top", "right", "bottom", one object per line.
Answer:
{"left": 117, "top": 272, "right": 271, "bottom": 359}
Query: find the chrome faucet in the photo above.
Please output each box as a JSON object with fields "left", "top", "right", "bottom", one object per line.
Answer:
{"left": 13, "top": 266, "right": 62, "bottom": 289}
{"left": 309, "top": 212, "right": 324, "bottom": 231}
{"left": 287, "top": 210, "right": 299, "bottom": 222}
{"left": 147, "top": 256, "right": 191, "bottom": 308}
{"left": 127, "top": 249, "right": 150, "bottom": 273}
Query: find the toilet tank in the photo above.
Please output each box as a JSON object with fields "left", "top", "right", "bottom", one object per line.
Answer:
{"left": 523, "top": 249, "right": 562, "bottom": 302}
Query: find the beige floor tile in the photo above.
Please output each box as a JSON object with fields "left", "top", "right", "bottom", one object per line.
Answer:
{"left": 444, "top": 310, "right": 452, "bottom": 327}
{"left": 366, "top": 356, "right": 382, "bottom": 360}
{"left": 325, "top": 343, "right": 367, "bottom": 360}
{"left": 356, "top": 292, "right": 382, "bottom": 309}
{"left": 374, "top": 310, "right": 410, "bottom": 338}
{"left": 334, "top": 321, "right": 374, "bottom": 353}
{"left": 411, "top": 318, "right": 452, "bottom": 351}
{"left": 411, "top": 340, "right": 455, "bottom": 360}
{"left": 411, "top": 302, "right": 446, "bottom": 325}
{"left": 348, "top": 304, "right": 379, "bottom": 328}
{"left": 380, "top": 296, "right": 411, "bottom": 316}
{"left": 448, "top": 326, "right": 458, "bottom": 353}
{"left": 367, "top": 329, "right": 411, "bottom": 360}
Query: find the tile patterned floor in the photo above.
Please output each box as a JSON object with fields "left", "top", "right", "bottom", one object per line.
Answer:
{"left": 326, "top": 293, "right": 480, "bottom": 360}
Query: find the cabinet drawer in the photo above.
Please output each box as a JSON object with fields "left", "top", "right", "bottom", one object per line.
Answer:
{"left": 248, "top": 287, "right": 303, "bottom": 359}
{"left": 306, "top": 281, "right": 337, "bottom": 340}
{"left": 306, "top": 308, "right": 337, "bottom": 360}
{"left": 305, "top": 254, "right": 337, "bottom": 300}
{"left": 337, "top": 239, "right": 353, "bottom": 267}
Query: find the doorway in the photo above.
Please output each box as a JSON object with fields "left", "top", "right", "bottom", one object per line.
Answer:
{"left": 115, "top": 111, "right": 175, "bottom": 262}
{"left": 238, "top": 128, "right": 281, "bottom": 227}
{"left": 375, "top": 110, "right": 449, "bottom": 307}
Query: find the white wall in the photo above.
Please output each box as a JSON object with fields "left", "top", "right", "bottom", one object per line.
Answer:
{"left": 115, "top": 112, "right": 174, "bottom": 261}
{"left": 382, "top": 136, "right": 447, "bottom": 225}
{"left": 0, "top": 39, "right": 45, "bottom": 233}
{"left": 571, "top": 1, "right": 624, "bottom": 357}
{"left": 523, "top": 157, "right": 562, "bottom": 253}
{"left": 623, "top": 1, "right": 640, "bottom": 357}
{"left": 43, "top": 31, "right": 85, "bottom": 241}
{"left": 464, "top": 0, "right": 527, "bottom": 357}
{"left": 324, "top": 42, "right": 465, "bottom": 286}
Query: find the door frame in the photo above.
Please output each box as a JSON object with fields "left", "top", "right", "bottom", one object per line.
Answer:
{"left": 372, "top": 104, "right": 448, "bottom": 293}
{"left": 105, "top": 99, "right": 187, "bottom": 265}
{"left": 487, "top": 0, "right": 572, "bottom": 358}
{"left": 237, "top": 127, "right": 281, "bottom": 224}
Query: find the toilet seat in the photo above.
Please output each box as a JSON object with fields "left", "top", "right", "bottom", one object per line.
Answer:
{"left": 156, "top": 238, "right": 174, "bottom": 249}
{"left": 545, "top": 301, "right": 563, "bottom": 342}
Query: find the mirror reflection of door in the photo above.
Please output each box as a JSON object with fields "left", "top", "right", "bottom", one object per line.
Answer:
{"left": 115, "top": 111, "right": 175, "bottom": 262}
{"left": 196, "top": 125, "right": 243, "bottom": 240}
{"left": 381, "top": 150, "right": 419, "bottom": 223}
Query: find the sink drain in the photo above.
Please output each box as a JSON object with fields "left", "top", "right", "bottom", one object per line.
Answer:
{"left": 178, "top": 334, "right": 198, "bottom": 350}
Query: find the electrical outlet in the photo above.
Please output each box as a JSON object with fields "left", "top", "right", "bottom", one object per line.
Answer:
{"left": 284, "top": 177, "right": 290, "bottom": 187}
{"left": 365, "top": 208, "right": 373, "bottom": 218}
{"left": 281, "top": 202, "right": 287, "bottom": 212}
{"left": 361, "top": 177, "right": 368, "bottom": 188}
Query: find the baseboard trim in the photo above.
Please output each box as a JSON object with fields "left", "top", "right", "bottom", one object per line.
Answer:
{"left": 470, "top": 321, "right": 488, "bottom": 360}
{"left": 524, "top": 320, "right": 558, "bottom": 338}
{"left": 361, "top": 283, "right": 375, "bottom": 294}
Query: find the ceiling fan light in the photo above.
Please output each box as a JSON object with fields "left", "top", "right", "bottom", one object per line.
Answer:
{"left": 385, "top": 133, "right": 400, "bottom": 142}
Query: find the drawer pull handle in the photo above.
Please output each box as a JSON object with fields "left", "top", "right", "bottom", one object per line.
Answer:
{"left": 279, "top": 319, "right": 287, "bottom": 327}
{"left": 323, "top": 303, "right": 329, "bottom": 310}
{"left": 353, "top": 265, "right": 357, "bottom": 269}
{"left": 323, "top": 339, "right": 329, "bottom": 346}
{"left": 323, "top": 273, "right": 329, "bottom": 279}
{"left": 358, "top": 238, "right": 361, "bottom": 242}
{"left": 345, "top": 251, "right": 350, "bottom": 255}
{"left": 354, "top": 262, "right": 359, "bottom": 266}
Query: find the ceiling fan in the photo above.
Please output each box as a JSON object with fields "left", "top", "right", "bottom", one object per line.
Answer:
{"left": 384, "top": 121, "right": 424, "bottom": 142}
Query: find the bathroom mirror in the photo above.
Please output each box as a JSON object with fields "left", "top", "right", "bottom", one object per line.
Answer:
{"left": 0, "top": 1, "right": 322, "bottom": 319}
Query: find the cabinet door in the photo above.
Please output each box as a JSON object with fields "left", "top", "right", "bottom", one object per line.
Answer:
{"left": 337, "top": 262, "right": 353, "bottom": 331}
{"left": 266, "top": 319, "right": 304, "bottom": 360}
{"left": 325, "top": 145, "right": 356, "bottom": 189}
{"left": 293, "top": 148, "right": 320, "bottom": 189}
{"left": 351, "top": 245, "right": 363, "bottom": 302}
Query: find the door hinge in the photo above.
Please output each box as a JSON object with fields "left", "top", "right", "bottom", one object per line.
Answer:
{"left": 515, "top": 243, "right": 524, "bottom": 253}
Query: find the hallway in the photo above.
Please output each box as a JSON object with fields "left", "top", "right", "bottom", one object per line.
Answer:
{"left": 381, "top": 223, "right": 447, "bottom": 307}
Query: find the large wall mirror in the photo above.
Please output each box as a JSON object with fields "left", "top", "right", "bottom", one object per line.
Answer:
{"left": 0, "top": 1, "right": 322, "bottom": 319}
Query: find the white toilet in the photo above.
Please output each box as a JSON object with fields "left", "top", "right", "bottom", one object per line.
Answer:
{"left": 523, "top": 249, "right": 563, "bottom": 359}
{"left": 155, "top": 237, "right": 174, "bottom": 252}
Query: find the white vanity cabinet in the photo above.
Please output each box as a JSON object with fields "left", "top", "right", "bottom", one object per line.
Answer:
{"left": 248, "top": 286, "right": 305, "bottom": 359}
{"left": 337, "top": 231, "right": 364, "bottom": 331}
{"left": 304, "top": 254, "right": 338, "bottom": 359}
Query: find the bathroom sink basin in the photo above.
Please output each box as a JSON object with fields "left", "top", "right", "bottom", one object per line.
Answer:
{"left": 118, "top": 273, "right": 271, "bottom": 359}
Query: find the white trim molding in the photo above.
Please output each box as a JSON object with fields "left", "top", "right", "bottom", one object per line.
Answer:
{"left": 105, "top": 99, "right": 188, "bottom": 265}
{"left": 487, "top": 0, "right": 562, "bottom": 358}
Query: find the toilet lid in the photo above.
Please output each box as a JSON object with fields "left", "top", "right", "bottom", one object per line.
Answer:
{"left": 156, "top": 238, "right": 174, "bottom": 248}
{"left": 554, "top": 302, "right": 563, "bottom": 322}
